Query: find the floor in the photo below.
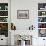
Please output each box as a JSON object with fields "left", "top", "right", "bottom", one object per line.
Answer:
{"left": 0, "top": 45, "right": 8, "bottom": 46}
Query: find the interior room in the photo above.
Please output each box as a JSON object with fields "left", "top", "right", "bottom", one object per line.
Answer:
{"left": 0, "top": 0, "right": 46, "bottom": 46}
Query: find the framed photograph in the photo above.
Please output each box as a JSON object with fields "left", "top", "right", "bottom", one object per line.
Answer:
{"left": 17, "top": 10, "right": 29, "bottom": 19}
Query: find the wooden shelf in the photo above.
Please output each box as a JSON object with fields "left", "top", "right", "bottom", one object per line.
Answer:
{"left": 0, "top": 16, "right": 8, "bottom": 17}
{"left": 38, "top": 10, "right": 46, "bottom": 11}
{"left": 38, "top": 16, "right": 46, "bottom": 17}
{"left": 0, "top": 22, "right": 8, "bottom": 23}
{"left": 0, "top": 10, "right": 8, "bottom": 11}
{"left": 38, "top": 28, "right": 46, "bottom": 29}
{"left": 38, "top": 22, "right": 46, "bottom": 23}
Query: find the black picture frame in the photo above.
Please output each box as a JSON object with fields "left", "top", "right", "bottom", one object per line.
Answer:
{"left": 17, "top": 10, "right": 29, "bottom": 19}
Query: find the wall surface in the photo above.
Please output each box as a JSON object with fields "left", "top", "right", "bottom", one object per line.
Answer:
{"left": 11, "top": 0, "right": 46, "bottom": 30}
{"left": 11, "top": 0, "right": 46, "bottom": 46}
{"left": 11, "top": 0, "right": 38, "bottom": 30}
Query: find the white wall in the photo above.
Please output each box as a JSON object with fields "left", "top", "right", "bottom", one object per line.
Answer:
{"left": 11, "top": 0, "right": 46, "bottom": 46}
{"left": 11, "top": 0, "right": 46, "bottom": 30}
{"left": 11, "top": 0, "right": 38, "bottom": 30}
